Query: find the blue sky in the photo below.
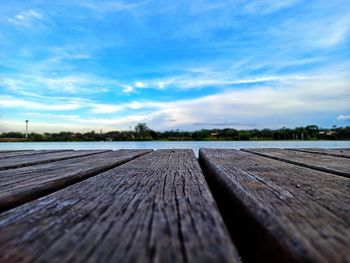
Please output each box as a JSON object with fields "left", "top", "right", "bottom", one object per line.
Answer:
{"left": 0, "top": 0, "right": 349, "bottom": 132}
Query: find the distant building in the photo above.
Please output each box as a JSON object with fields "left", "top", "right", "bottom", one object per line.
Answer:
{"left": 326, "top": 131, "right": 336, "bottom": 136}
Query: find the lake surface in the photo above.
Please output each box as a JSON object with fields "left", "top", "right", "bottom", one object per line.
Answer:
{"left": 1, "top": 141, "right": 349, "bottom": 156}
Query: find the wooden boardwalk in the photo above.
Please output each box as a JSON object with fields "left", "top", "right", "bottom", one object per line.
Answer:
{"left": 0, "top": 148, "right": 349, "bottom": 262}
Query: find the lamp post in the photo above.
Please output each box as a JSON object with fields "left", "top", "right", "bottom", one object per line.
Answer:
{"left": 25, "top": 120, "right": 29, "bottom": 139}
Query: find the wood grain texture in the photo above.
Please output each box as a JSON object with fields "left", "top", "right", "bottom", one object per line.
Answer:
{"left": 0, "top": 149, "right": 152, "bottom": 212}
{"left": 199, "top": 149, "right": 350, "bottom": 263}
{"left": 0, "top": 150, "right": 72, "bottom": 159}
{"left": 0, "top": 149, "right": 240, "bottom": 263}
{"left": 0, "top": 150, "right": 32, "bottom": 153}
{"left": 338, "top": 148, "right": 350, "bottom": 151}
{"left": 242, "top": 148, "right": 350, "bottom": 178}
{"left": 287, "top": 148, "right": 350, "bottom": 158}
{"left": 0, "top": 151, "right": 33, "bottom": 157}
{"left": 0, "top": 150, "right": 111, "bottom": 171}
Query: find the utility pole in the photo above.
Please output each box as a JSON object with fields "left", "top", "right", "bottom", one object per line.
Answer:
{"left": 25, "top": 120, "right": 29, "bottom": 138}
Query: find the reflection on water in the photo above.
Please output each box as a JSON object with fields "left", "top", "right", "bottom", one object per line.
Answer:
{"left": 1, "top": 141, "right": 349, "bottom": 157}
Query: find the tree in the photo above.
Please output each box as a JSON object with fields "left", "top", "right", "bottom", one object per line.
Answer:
{"left": 135, "top": 123, "right": 149, "bottom": 134}
{"left": 134, "top": 123, "right": 152, "bottom": 140}
{"left": 305, "top": 125, "right": 319, "bottom": 139}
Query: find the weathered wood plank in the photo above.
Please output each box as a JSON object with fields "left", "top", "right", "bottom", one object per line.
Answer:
{"left": 287, "top": 148, "right": 350, "bottom": 158}
{"left": 0, "top": 149, "right": 152, "bottom": 212}
{"left": 199, "top": 149, "right": 350, "bottom": 263}
{"left": 0, "top": 150, "right": 34, "bottom": 158}
{"left": 0, "top": 149, "right": 240, "bottom": 263}
{"left": 0, "top": 150, "right": 32, "bottom": 153}
{"left": 0, "top": 150, "right": 111, "bottom": 171}
{"left": 242, "top": 148, "right": 350, "bottom": 178}
{"left": 0, "top": 150, "right": 72, "bottom": 159}
{"left": 0, "top": 150, "right": 32, "bottom": 154}
{"left": 337, "top": 148, "right": 350, "bottom": 152}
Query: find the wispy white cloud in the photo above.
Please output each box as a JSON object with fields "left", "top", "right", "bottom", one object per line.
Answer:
{"left": 67, "top": 0, "right": 140, "bottom": 13}
{"left": 0, "top": 119, "right": 102, "bottom": 133}
{"left": 131, "top": 72, "right": 317, "bottom": 91}
{"left": 6, "top": 9, "right": 43, "bottom": 27}
{"left": 24, "top": 112, "right": 81, "bottom": 120}
{"left": 0, "top": 95, "right": 81, "bottom": 111}
{"left": 242, "top": 0, "right": 300, "bottom": 15}
{"left": 69, "top": 54, "right": 91, "bottom": 59}
{"left": 153, "top": 80, "right": 348, "bottom": 129}
{"left": 119, "top": 81, "right": 147, "bottom": 93}
{"left": 89, "top": 103, "right": 125, "bottom": 114}
{"left": 134, "top": 81, "right": 146, "bottom": 88}
{"left": 21, "top": 71, "right": 350, "bottom": 130}
{"left": 314, "top": 17, "right": 350, "bottom": 47}
{"left": 121, "top": 85, "right": 134, "bottom": 94}
{"left": 117, "top": 73, "right": 349, "bottom": 129}
{"left": 36, "top": 75, "right": 103, "bottom": 93}
{"left": 1, "top": 74, "right": 120, "bottom": 94}
{"left": 269, "top": 13, "right": 350, "bottom": 49}
{"left": 89, "top": 100, "right": 163, "bottom": 114}
{"left": 1, "top": 71, "right": 348, "bottom": 132}
{"left": 337, "top": 115, "right": 350, "bottom": 121}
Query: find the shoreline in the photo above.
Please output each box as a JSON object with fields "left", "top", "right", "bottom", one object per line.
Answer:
{"left": 1, "top": 139, "right": 350, "bottom": 143}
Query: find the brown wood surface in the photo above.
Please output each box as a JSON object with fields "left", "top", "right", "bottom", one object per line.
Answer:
{"left": 0, "top": 149, "right": 152, "bottom": 212}
{"left": 0, "top": 149, "right": 240, "bottom": 263}
{"left": 0, "top": 150, "right": 72, "bottom": 159}
{"left": 242, "top": 148, "right": 350, "bottom": 178}
{"left": 287, "top": 148, "right": 350, "bottom": 158}
{"left": 0, "top": 150, "right": 111, "bottom": 171}
{"left": 199, "top": 149, "right": 350, "bottom": 263}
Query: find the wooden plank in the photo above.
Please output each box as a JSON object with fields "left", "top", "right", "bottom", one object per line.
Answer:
{"left": 0, "top": 150, "right": 32, "bottom": 154}
{"left": 0, "top": 150, "right": 72, "bottom": 159}
{"left": 0, "top": 149, "right": 152, "bottom": 212}
{"left": 0, "top": 152, "right": 34, "bottom": 153}
{"left": 0, "top": 150, "right": 111, "bottom": 171}
{"left": 0, "top": 149, "right": 240, "bottom": 263}
{"left": 287, "top": 148, "right": 350, "bottom": 158}
{"left": 0, "top": 150, "right": 35, "bottom": 158}
{"left": 199, "top": 149, "right": 350, "bottom": 263}
{"left": 242, "top": 148, "right": 350, "bottom": 178}
{"left": 337, "top": 148, "right": 350, "bottom": 152}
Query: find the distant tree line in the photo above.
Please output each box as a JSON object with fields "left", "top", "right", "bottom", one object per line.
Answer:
{"left": 1, "top": 123, "right": 350, "bottom": 142}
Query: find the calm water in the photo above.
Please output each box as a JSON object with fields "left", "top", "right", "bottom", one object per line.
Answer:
{"left": 1, "top": 141, "right": 349, "bottom": 156}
